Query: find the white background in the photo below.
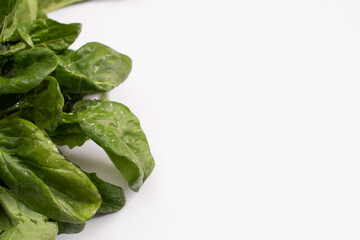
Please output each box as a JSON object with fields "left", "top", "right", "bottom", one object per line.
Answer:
{"left": 51, "top": 0, "right": 360, "bottom": 239}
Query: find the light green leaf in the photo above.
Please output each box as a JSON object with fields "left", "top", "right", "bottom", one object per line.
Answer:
{"left": 0, "top": 186, "right": 58, "bottom": 240}
{"left": 38, "top": 0, "right": 87, "bottom": 13}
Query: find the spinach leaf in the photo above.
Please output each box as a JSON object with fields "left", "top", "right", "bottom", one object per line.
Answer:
{"left": 0, "top": 0, "right": 18, "bottom": 43}
{"left": 0, "top": 186, "right": 58, "bottom": 240}
{"left": 37, "top": 11, "right": 48, "bottom": 19}
{"left": 0, "top": 118, "right": 101, "bottom": 223}
{"left": 57, "top": 221, "right": 85, "bottom": 234}
{"left": 0, "top": 209, "right": 11, "bottom": 233}
{"left": 52, "top": 42, "right": 132, "bottom": 93}
{"left": 14, "top": 0, "right": 38, "bottom": 24}
{"left": 16, "top": 27, "right": 33, "bottom": 47}
{"left": 0, "top": 42, "right": 26, "bottom": 57}
{"left": 57, "top": 49, "right": 74, "bottom": 64}
{"left": 0, "top": 1, "right": 17, "bottom": 29}
{"left": 62, "top": 91, "right": 86, "bottom": 113}
{"left": 48, "top": 112, "right": 88, "bottom": 148}
{"left": 74, "top": 100, "right": 155, "bottom": 191}
{"left": 19, "top": 76, "right": 64, "bottom": 132}
{"left": 86, "top": 172, "right": 125, "bottom": 213}
{"left": 9, "top": 18, "right": 81, "bottom": 53}
{"left": 0, "top": 0, "right": 156, "bottom": 235}
{"left": 0, "top": 0, "right": 38, "bottom": 43}
{"left": 38, "top": 0, "right": 87, "bottom": 13}
{"left": 0, "top": 47, "right": 57, "bottom": 94}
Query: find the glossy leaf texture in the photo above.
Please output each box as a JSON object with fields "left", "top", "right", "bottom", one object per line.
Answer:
{"left": 74, "top": 100, "right": 155, "bottom": 191}
{"left": 0, "top": 47, "right": 57, "bottom": 94}
{"left": 0, "top": 186, "right": 58, "bottom": 240}
{"left": 0, "top": 118, "right": 101, "bottom": 223}
{"left": 86, "top": 172, "right": 126, "bottom": 213}
{"left": 52, "top": 42, "right": 132, "bottom": 93}
{"left": 9, "top": 18, "right": 81, "bottom": 53}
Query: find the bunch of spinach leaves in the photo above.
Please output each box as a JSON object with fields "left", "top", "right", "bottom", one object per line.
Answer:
{"left": 0, "top": 0, "right": 155, "bottom": 238}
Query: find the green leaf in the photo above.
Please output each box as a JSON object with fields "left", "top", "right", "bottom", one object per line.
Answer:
{"left": 0, "top": 118, "right": 101, "bottom": 223}
{"left": 19, "top": 76, "right": 64, "bottom": 132}
{"left": 0, "top": 47, "right": 57, "bottom": 94}
{"left": 0, "top": 0, "right": 18, "bottom": 43}
{"left": 0, "top": 209, "right": 11, "bottom": 233}
{"left": 16, "top": 27, "right": 33, "bottom": 47}
{"left": 0, "top": 186, "right": 58, "bottom": 240}
{"left": 52, "top": 42, "right": 132, "bottom": 93}
{"left": 57, "top": 49, "right": 74, "bottom": 64}
{"left": 9, "top": 18, "right": 81, "bottom": 53}
{"left": 57, "top": 221, "right": 85, "bottom": 234}
{"left": 62, "top": 91, "right": 86, "bottom": 112}
{"left": 74, "top": 100, "right": 155, "bottom": 191}
{"left": 86, "top": 172, "right": 125, "bottom": 213}
{"left": 14, "top": 0, "right": 37, "bottom": 24}
{"left": 0, "top": 0, "right": 38, "bottom": 43}
{"left": 0, "top": 0, "right": 16, "bottom": 26}
{"left": 38, "top": 0, "right": 87, "bottom": 13}
{"left": 0, "top": 42, "right": 26, "bottom": 57}
{"left": 37, "top": 11, "right": 48, "bottom": 19}
{"left": 48, "top": 112, "right": 88, "bottom": 148}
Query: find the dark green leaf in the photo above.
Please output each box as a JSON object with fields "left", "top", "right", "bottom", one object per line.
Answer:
{"left": 0, "top": 0, "right": 17, "bottom": 27}
{"left": 62, "top": 91, "right": 86, "bottom": 113}
{"left": 0, "top": 118, "right": 101, "bottom": 223}
{"left": 57, "top": 49, "right": 74, "bottom": 64}
{"left": 0, "top": 186, "right": 58, "bottom": 239}
{"left": 86, "top": 172, "right": 125, "bottom": 213}
{"left": 19, "top": 76, "right": 64, "bottom": 132}
{"left": 74, "top": 100, "right": 155, "bottom": 191}
{"left": 0, "top": 47, "right": 57, "bottom": 94}
{"left": 52, "top": 42, "right": 132, "bottom": 93}
{"left": 48, "top": 112, "right": 88, "bottom": 148}
{"left": 57, "top": 221, "right": 85, "bottom": 234}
